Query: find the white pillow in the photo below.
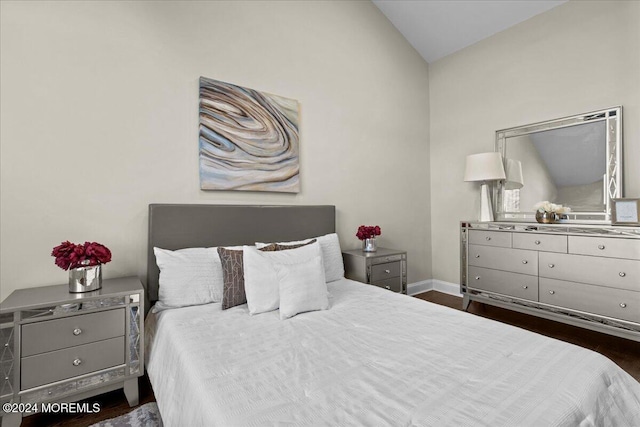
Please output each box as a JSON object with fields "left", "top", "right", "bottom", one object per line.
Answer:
{"left": 256, "top": 233, "right": 344, "bottom": 282}
{"left": 243, "top": 242, "right": 322, "bottom": 315}
{"left": 276, "top": 255, "right": 329, "bottom": 320}
{"left": 154, "top": 247, "right": 223, "bottom": 308}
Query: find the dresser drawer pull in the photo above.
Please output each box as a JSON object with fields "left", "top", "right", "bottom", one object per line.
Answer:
{"left": 619, "top": 272, "right": 626, "bottom": 277}
{"left": 598, "top": 244, "right": 605, "bottom": 250}
{"left": 384, "top": 269, "right": 391, "bottom": 274}
{"left": 522, "top": 260, "right": 528, "bottom": 264}
{"left": 72, "top": 358, "right": 82, "bottom": 366}
{"left": 475, "top": 276, "right": 480, "bottom": 280}
{"left": 534, "top": 240, "right": 541, "bottom": 245}
{"left": 620, "top": 303, "right": 627, "bottom": 308}
{"left": 385, "top": 286, "right": 391, "bottom": 290}
{"left": 73, "top": 328, "right": 82, "bottom": 336}
{"left": 549, "top": 290, "right": 555, "bottom": 295}
{"left": 522, "top": 285, "right": 528, "bottom": 289}
{"left": 548, "top": 264, "right": 555, "bottom": 268}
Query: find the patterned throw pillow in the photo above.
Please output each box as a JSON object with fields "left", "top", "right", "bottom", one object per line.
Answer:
{"left": 275, "top": 238, "right": 317, "bottom": 251}
{"left": 217, "top": 244, "right": 278, "bottom": 310}
{"left": 217, "top": 247, "right": 245, "bottom": 310}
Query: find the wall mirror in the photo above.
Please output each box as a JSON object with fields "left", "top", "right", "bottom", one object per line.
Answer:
{"left": 494, "top": 106, "right": 622, "bottom": 223}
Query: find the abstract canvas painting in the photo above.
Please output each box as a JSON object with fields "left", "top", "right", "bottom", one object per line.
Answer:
{"left": 199, "top": 77, "right": 300, "bottom": 192}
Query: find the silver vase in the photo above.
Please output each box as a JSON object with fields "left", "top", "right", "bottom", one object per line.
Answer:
{"left": 69, "top": 264, "right": 102, "bottom": 293}
{"left": 535, "top": 211, "right": 557, "bottom": 224}
{"left": 362, "top": 238, "right": 377, "bottom": 252}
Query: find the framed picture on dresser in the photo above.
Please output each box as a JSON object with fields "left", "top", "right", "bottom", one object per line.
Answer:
{"left": 612, "top": 198, "right": 640, "bottom": 226}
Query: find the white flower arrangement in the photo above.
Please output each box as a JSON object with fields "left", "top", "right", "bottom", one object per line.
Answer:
{"left": 534, "top": 201, "right": 571, "bottom": 214}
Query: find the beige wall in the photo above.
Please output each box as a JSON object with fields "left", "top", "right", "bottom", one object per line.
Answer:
{"left": 429, "top": 0, "right": 640, "bottom": 284}
{"left": 0, "top": 1, "right": 432, "bottom": 298}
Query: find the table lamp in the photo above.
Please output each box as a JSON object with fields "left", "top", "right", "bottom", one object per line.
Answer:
{"left": 504, "top": 158, "right": 524, "bottom": 190}
{"left": 464, "top": 152, "right": 506, "bottom": 221}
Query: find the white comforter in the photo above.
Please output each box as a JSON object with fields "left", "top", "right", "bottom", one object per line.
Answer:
{"left": 146, "top": 278, "right": 640, "bottom": 426}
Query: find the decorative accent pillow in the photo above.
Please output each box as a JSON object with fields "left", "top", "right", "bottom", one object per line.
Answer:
{"left": 275, "top": 238, "right": 317, "bottom": 251}
{"left": 154, "top": 247, "right": 222, "bottom": 308}
{"left": 256, "top": 233, "right": 344, "bottom": 282}
{"left": 217, "top": 247, "right": 246, "bottom": 310}
{"left": 243, "top": 241, "right": 322, "bottom": 315}
{"left": 217, "top": 244, "right": 277, "bottom": 310}
{"left": 276, "top": 255, "right": 329, "bottom": 320}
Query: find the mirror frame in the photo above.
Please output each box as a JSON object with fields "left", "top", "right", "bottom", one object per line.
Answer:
{"left": 494, "top": 106, "right": 622, "bottom": 223}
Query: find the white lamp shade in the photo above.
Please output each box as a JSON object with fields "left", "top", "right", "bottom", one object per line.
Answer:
{"left": 504, "top": 158, "right": 524, "bottom": 190}
{"left": 464, "top": 152, "right": 506, "bottom": 182}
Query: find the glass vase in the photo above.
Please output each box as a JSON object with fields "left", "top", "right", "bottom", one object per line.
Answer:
{"left": 362, "top": 238, "right": 377, "bottom": 252}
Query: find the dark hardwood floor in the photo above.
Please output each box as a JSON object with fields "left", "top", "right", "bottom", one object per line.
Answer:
{"left": 20, "top": 290, "right": 640, "bottom": 426}
{"left": 20, "top": 375, "right": 156, "bottom": 427}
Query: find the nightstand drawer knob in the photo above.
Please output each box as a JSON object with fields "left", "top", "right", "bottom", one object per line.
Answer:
{"left": 548, "top": 264, "right": 555, "bottom": 268}
{"left": 619, "top": 272, "right": 626, "bottom": 277}
{"left": 549, "top": 290, "right": 555, "bottom": 295}
{"left": 475, "top": 276, "right": 480, "bottom": 280}
{"left": 73, "top": 358, "right": 82, "bottom": 366}
{"left": 384, "top": 269, "right": 391, "bottom": 274}
{"left": 522, "top": 260, "right": 528, "bottom": 264}
{"left": 598, "top": 244, "right": 605, "bottom": 250}
{"left": 486, "top": 237, "right": 491, "bottom": 241}
{"left": 522, "top": 285, "right": 528, "bottom": 289}
{"left": 475, "top": 254, "right": 480, "bottom": 258}
{"left": 73, "top": 328, "right": 82, "bottom": 336}
{"left": 534, "top": 240, "right": 541, "bottom": 245}
{"left": 620, "top": 303, "right": 627, "bottom": 308}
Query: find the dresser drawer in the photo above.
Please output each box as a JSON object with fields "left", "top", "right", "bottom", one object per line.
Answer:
{"left": 468, "top": 267, "right": 538, "bottom": 300}
{"left": 569, "top": 236, "right": 640, "bottom": 260}
{"left": 370, "top": 262, "right": 400, "bottom": 281}
{"left": 21, "top": 336, "right": 125, "bottom": 390}
{"left": 512, "top": 233, "right": 567, "bottom": 253}
{"left": 468, "top": 230, "right": 511, "bottom": 248}
{"left": 468, "top": 245, "right": 538, "bottom": 275}
{"left": 539, "top": 252, "right": 640, "bottom": 292}
{"left": 371, "top": 276, "right": 403, "bottom": 293}
{"left": 540, "top": 278, "right": 640, "bottom": 324}
{"left": 22, "top": 308, "right": 125, "bottom": 357}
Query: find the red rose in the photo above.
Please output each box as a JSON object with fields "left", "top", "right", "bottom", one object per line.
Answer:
{"left": 52, "top": 241, "right": 111, "bottom": 270}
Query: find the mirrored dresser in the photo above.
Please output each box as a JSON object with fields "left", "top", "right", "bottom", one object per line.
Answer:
{"left": 461, "top": 222, "right": 640, "bottom": 342}
{"left": 0, "top": 276, "right": 144, "bottom": 427}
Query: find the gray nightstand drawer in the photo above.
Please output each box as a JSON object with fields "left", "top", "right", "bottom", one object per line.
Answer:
{"left": 22, "top": 308, "right": 125, "bottom": 357}
{"left": 371, "top": 262, "right": 400, "bottom": 281}
{"left": 21, "top": 336, "right": 125, "bottom": 390}
{"left": 371, "top": 276, "right": 403, "bottom": 293}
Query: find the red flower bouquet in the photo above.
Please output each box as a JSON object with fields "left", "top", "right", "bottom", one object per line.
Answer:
{"left": 356, "top": 225, "right": 381, "bottom": 240}
{"left": 51, "top": 241, "right": 112, "bottom": 270}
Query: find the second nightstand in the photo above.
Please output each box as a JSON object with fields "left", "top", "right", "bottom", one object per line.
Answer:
{"left": 0, "top": 276, "right": 144, "bottom": 427}
{"left": 343, "top": 248, "right": 407, "bottom": 294}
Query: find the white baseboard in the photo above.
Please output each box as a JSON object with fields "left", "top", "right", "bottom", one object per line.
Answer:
{"left": 407, "top": 279, "right": 461, "bottom": 298}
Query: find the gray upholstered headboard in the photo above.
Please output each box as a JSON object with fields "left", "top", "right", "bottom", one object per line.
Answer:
{"left": 147, "top": 204, "right": 336, "bottom": 305}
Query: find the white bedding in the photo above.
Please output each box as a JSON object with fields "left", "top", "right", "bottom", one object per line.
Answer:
{"left": 146, "top": 278, "right": 640, "bottom": 426}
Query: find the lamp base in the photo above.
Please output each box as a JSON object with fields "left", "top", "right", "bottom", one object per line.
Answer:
{"left": 479, "top": 183, "right": 494, "bottom": 222}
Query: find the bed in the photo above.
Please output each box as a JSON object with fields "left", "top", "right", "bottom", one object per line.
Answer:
{"left": 145, "top": 204, "right": 640, "bottom": 426}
